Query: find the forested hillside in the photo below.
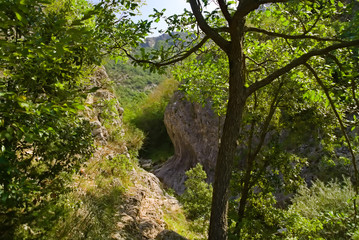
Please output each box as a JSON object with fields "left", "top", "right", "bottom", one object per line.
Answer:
{"left": 1, "top": 0, "right": 359, "bottom": 240}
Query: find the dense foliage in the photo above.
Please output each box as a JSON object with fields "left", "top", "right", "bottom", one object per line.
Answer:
{"left": 2, "top": 0, "right": 359, "bottom": 239}
{"left": 0, "top": 0, "right": 151, "bottom": 238}
{"left": 181, "top": 164, "right": 213, "bottom": 221}
{"left": 127, "top": 0, "right": 359, "bottom": 239}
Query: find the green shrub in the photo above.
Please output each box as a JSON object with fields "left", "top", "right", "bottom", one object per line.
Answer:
{"left": 283, "top": 178, "right": 356, "bottom": 240}
{"left": 180, "top": 164, "right": 213, "bottom": 221}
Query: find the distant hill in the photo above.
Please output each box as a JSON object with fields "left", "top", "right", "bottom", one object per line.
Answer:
{"left": 140, "top": 32, "right": 195, "bottom": 50}
{"left": 141, "top": 33, "right": 171, "bottom": 48}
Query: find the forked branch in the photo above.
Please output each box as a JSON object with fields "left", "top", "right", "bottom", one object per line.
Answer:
{"left": 217, "top": 0, "right": 232, "bottom": 22}
{"left": 189, "top": 0, "right": 230, "bottom": 51}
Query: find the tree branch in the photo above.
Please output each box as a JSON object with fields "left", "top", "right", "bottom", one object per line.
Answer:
{"left": 217, "top": 0, "right": 232, "bottom": 22}
{"left": 245, "top": 26, "right": 343, "bottom": 42}
{"left": 247, "top": 39, "right": 359, "bottom": 96}
{"left": 258, "top": 0, "right": 288, "bottom": 4}
{"left": 305, "top": 62, "right": 359, "bottom": 223}
{"left": 189, "top": 0, "right": 230, "bottom": 51}
{"left": 232, "top": 0, "right": 260, "bottom": 25}
{"left": 122, "top": 36, "right": 210, "bottom": 67}
{"left": 252, "top": 81, "right": 283, "bottom": 159}
{"left": 326, "top": 53, "right": 346, "bottom": 72}
{"left": 231, "top": 0, "right": 288, "bottom": 33}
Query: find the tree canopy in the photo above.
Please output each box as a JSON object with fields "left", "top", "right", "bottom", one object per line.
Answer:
{"left": 124, "top": 0, "right": 359, "bottom": 239}
{"left": 2, "top": 0, "right": 359, "bottom": 239}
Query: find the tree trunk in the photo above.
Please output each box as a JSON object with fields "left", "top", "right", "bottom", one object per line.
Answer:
{"left": 208, "top": 19, "right": 247, "bottom": 240}
{"left": 235, "top": 157, "right": 253, "bottom": 237}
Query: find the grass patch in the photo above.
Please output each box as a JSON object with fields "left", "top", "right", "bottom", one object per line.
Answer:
{"left": 129, "top": 78, "right": 178, "bottom": 164}
{"left": 44, "top": 152, "right": 137, "bottom": 240}
{"left": 162, "top": 207, "right": 206, "bottom": 240}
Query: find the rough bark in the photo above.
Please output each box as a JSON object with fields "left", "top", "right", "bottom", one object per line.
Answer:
{"left": 208, "top": 19, "right": 247, "bottom": 240}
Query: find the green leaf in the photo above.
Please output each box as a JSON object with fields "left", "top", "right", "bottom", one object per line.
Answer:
{"left": 15, "top": 12, "right": 23, "bottom": 22}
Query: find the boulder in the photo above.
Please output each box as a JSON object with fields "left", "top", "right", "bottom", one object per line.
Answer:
{"left": 155, "top": 92, "right": 222, "bottom": 194}
{"left": 156, "top": 230, "right": 187, "bottom": 240}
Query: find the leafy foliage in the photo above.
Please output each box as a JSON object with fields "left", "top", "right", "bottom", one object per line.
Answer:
{"left": 130, "top": 78, "right": 178, "bottom": 163}
{"left": 0, "top": 0, "right": 150, "bottom": 238}
{"left": 283, "top": 178, "right": 357, "bottom": 239}
{"left": 181, "top": 163, "right": 213, "bottom": 221}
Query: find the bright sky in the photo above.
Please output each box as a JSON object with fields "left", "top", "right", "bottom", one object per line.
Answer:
{"left": 137, "top": 0, "right": 190, "bottom": 18}
{"left": 91, "top": 0, "right": 217, "bottom": 36}
{"left": 132, "top": 0, "right": 190, "bottom": 36}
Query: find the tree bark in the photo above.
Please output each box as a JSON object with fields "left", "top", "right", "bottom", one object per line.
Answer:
{"left": 208, "top": 19, "right": 247, "bottom": 240}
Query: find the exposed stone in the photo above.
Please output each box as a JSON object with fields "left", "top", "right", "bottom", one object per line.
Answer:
{"left": 84, "top": 67, "right": 124, "bottom": 144}
{"left": 114, "top": 170, "right": 183, "bottom": 240}
{"left": 139, "top": 159, "right": 153, "bottom": 170}
{"left": 78, "top": 66, "right": 185, "bottom": 239}
{"left": 91, "top": 120, "right": 109, "bottom": 141}
{"left": 155, "top": 230, "right": 188, "bottom": 240}
{"left": 155, "top": 91, "right": 222, "bottom": 194}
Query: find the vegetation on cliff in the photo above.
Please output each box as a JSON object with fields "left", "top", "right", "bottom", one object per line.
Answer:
{"left": 2, "top": 0, "right": 359, "bottom": 239}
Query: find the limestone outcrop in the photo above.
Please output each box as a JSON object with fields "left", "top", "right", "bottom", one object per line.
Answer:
{"left": 84, "top": 67, "right": 124, "bottom": 145}
{"left": 155, "top": 92, "right": 222, "bottom": 194}
{"left": 112, "top": 169, "right": 185, "bottom": 240}
{"left": 84, "top": 67, "right": 186, "bottom": 240}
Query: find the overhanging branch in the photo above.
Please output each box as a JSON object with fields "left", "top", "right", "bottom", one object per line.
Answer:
{"left": 247, "top": 39, "right": 359, "bottom": 96}
{"left": 245, "top": 26, "right": 343, "bottom": 42}
{"left": 232, "top": 0, "right": 288, "bottom": 23}
{"left": 217, "top": 0, "right": 232, "bottom": 22}
{"left": 122, "top": 36, "right": 210, "bottom": 67}
{"left": 189, "top": 0, "right": 230, "bottom": 51}
{"left": 258, "top": 0, "right": 288, "bottom": 4}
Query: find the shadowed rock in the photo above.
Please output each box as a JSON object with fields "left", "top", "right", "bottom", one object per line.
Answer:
{"left": 156, "top": 230, "right": 188, "bottom": 240}
{"left": 154, "top": 91, "right": 222, "bottom": 194}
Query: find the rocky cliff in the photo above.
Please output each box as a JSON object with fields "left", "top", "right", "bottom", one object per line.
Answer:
{"left": 67, "top": 68, "right": 189, "bottom": 240}
{"left": 155, "top": 92, "right": 222, "bottom": 194}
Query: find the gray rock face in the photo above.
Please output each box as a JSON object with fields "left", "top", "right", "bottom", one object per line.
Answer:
{"left": 154, "top": 92, "right": 222, "bottom": 194}
{"left": 84, "top": 67, "right": 124, "bottom": 144}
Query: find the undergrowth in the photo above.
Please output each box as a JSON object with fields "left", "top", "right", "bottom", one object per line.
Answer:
{"left": 162, "top": 207, "right": 207, "bottom": 240}
{"left": 127, "top": 78, "right": 178, "bottom": 164}
{"left": 44, "top": 151, "right": 137, "bottom": 240}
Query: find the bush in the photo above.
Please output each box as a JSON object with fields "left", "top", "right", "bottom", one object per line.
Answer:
{"left": 283, "top": 178, "right": 357, "bottom": 239}
{"left": 180, "top": 164, "right": 213, "bottom": 221}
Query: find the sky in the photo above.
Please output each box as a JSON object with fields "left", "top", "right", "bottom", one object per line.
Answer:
{"left": 132, "top": 0, "right": 190, "bottom": 36}
{"left": 136, "top": 0, "right": 190, "bottom": 19}
{"left": 91, "top": 0, "right": 217, "bottom": 36}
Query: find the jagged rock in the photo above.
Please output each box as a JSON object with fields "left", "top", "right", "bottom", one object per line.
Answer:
{"left": 78, "top": 66, "right": 185, "bottom": 239}
{"left": 155, "top": 230, "right": 188, "bottom": 240}
{"left": 114, "top": 170, "right": 183, "bottom": 240}
{"left": 155, "top": 91, "right": 222, "bottom": 194}
{"left": 91, "top": 120, "right": 109, "bottom": 141}
{"left": 139, "top": 159, "right": 153, "bottom": 170}
{"left": 84, "top": 67, "right": 124, "bottom": 144}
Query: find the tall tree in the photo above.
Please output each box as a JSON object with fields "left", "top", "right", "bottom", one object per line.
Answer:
{"left": 124, "top": 0, "right": 359, "bottom": 239}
